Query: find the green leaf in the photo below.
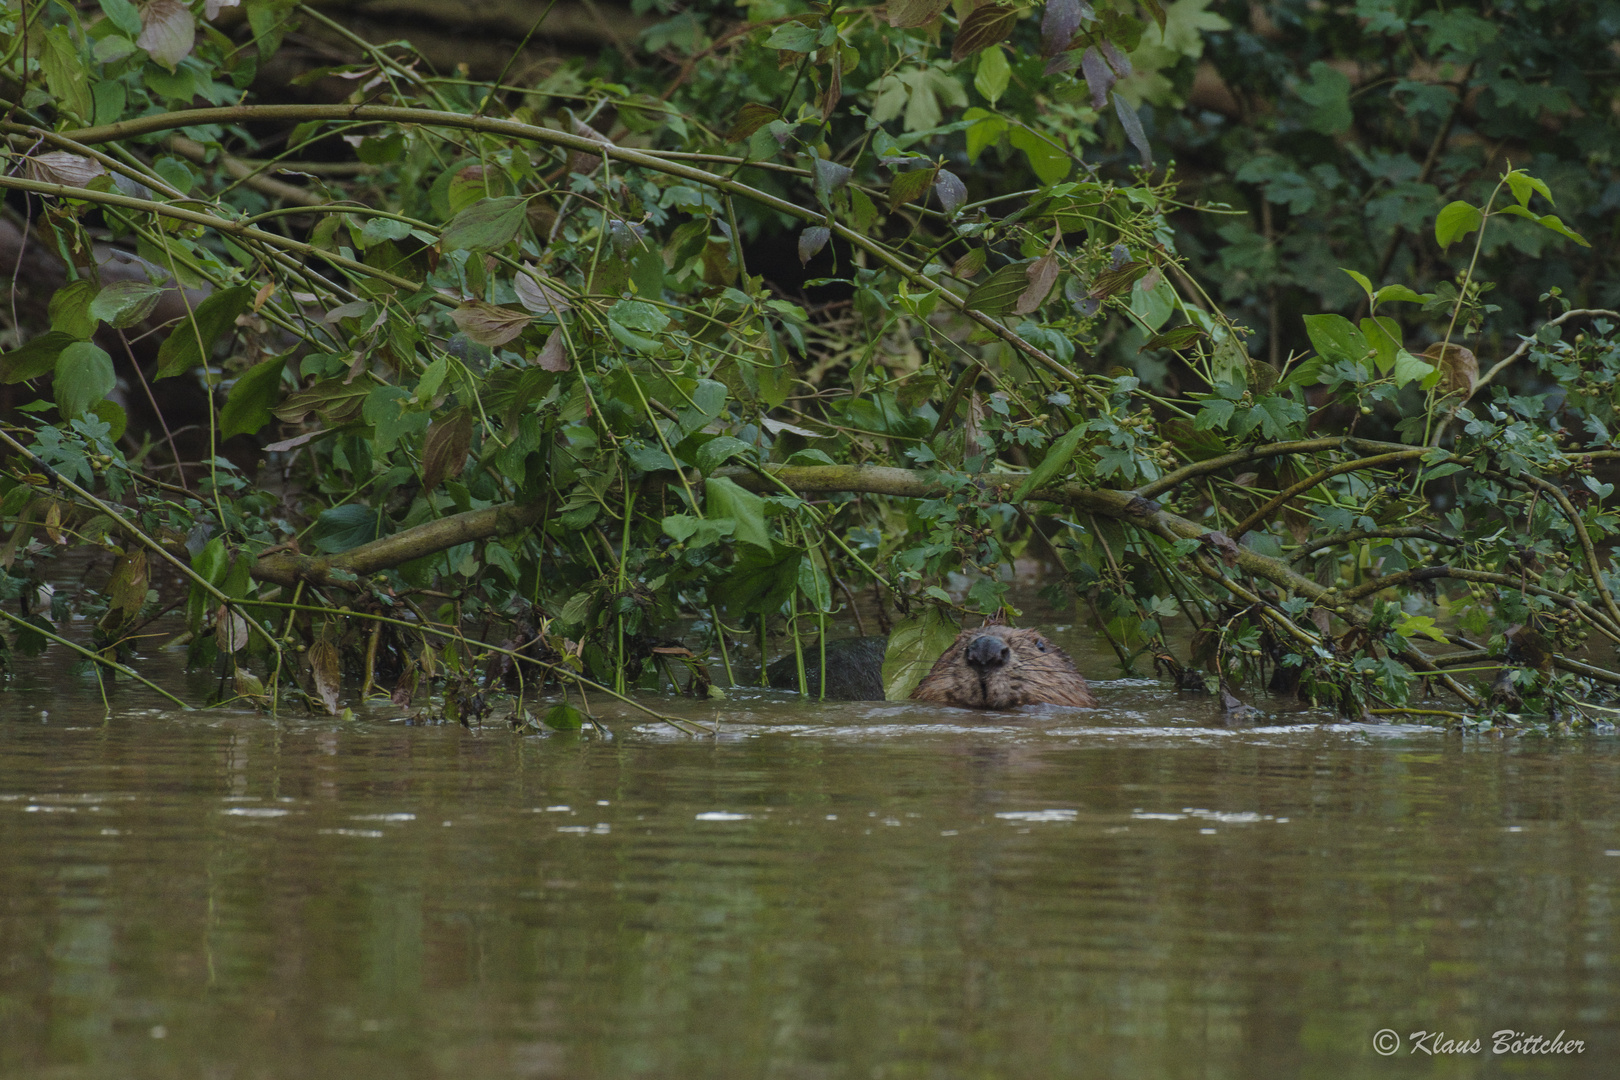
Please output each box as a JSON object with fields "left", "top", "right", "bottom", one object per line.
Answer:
{"left": 765, "top": 21, "right": 818, "bottom": 51}
{"left": 0, "top": 331, "right": 76, "bottom": 384}
{"left": 90, "top": 281, "right": 164, "bottom": 329}
{"left": 695, "top": 435, "right": 754, "bottom": 475}
{"left": 1012, "top": 424, "right": 1085, "bottom": 502}
{"left": 362, "top": 385, "right": 430, "bottom": 455}
{"left": 712, "top": 545, "right": 803, "bottom": 616}
{"left": 41, "top": 27, "right": 93, "bottom": 123}
{"left": 881, "top": 608, "right": 960, "bottom": 701}
{"left": 1434, "top": 200, "right": 1483, "bottom": 250}
{"left": 53, "top": 342, "right": 116, "bottom": 420}
{"left": 1531, "top": 213, "right": 1589, "bottom": 248}
{"left": 154, "top": 286, "right": 254, "bottom": 379}
{"left": 309, "top": 504, "right": 385, "bottom": 554}
{"left": 888, "top": 166, "right": 936, "bottom": 210}
{"left": 965, "top": 262, "right": 1033, "bottom": 315}
{"left": 99, "top": 0, "right": 145, "bottom": 35}
{"left": 543, "top": 702, "right": 586, "bottom": 730}
{"left": 1393, "top": 612, "right": 1447, "bottom": 642}
{"left": 1374, "top": 284, "right": 1426, "bottom": 305}
{"left": 1505, "top": 171, "right": 1552, "bottom": 208}
{"left": 705, "top": 476, "right": 772, "bottom": 550}
{"left": 439, "top": 196, "right": 528, "bottom": 252}
{"left": 975, "top": 45, "right": 1010, "bottom": 104}
{"left": 1392, "top": 348, "right": 1434, "bottom": 389}
{"left": 220, "top": 354, "right": 289, "bottom": 439}
{"left": 1007, "top": 125, "right": 1071, "bottom": 184}
{"left": 49, "top": 280, "right": 99, "bottom": 340}
{"left": 1360, "top": 316, "right": 1402, "bottom": 374}
{"left": 1340, "top": 267, "right": 1373, "bottom": 299}
{"left": 1302, "top": 313, "right": 1370, "bottom": 365}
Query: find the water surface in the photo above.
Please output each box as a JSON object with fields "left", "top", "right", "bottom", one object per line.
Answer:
{"left": 1, "top": 662, "right": 1616, "bottom": 1078}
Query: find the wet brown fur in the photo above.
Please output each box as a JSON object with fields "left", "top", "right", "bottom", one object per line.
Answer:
{"left": 911, "top": 625, "right": 1096, "bottom": 710}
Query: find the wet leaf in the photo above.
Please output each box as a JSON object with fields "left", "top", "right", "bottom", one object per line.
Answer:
{"left": 1012, "top": 423, "right": 1085, "bottom": 501}
{"left": 813, "top": 157, "right": 853, "bottom": 205}
{"left": 1114, "top": 94, "right": 1152, "bottom": 165}
{"left": 1087, "top": 260, "right": 1151, "bottom": 299}
{"left": 1080, "top": 46, "right": 1115, "bottom": 108}
{"left": 543, "top": 701, "right": 585, "bottom": 730}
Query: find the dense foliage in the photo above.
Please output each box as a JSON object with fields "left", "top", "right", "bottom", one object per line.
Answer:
{"left": 0, "top": 0, "right": 1617, "bottom": 729}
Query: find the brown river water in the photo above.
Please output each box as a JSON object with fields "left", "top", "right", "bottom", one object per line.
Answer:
{"left": 1, "top": 628, "right": 1617, "bottom": 1079}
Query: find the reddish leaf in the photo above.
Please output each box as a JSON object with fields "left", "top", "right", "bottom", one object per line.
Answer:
{"left": 725, "top": 103, "right": 781, "bottom": 143}
{"left": 450, "top": 301, "right": 531, "bottom": 347}
{"left": 421, "top": 409, "right": 473, "bottom": 490}
{"left": 888, "top": 166, "right": 938, "bottom": 211}
{"left": 1014, "top": 255, "right": 1060, "bottom": 315}
{"left": 534, "top": 327, "right": 569, "bottom": 371}
{"left": 137, "top": 0, "right": 195, "bottom": 68}
{"left": 798, "top": 226, "right": 831, "bottom": 265}
{"left": 888, "top": 0, "right": 951, "bottom": 27}
{"left": 952, "top": 4, "right": 1018, "bottom": 61}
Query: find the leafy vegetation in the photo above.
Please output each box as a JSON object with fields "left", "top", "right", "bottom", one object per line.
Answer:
{"left": 0, "top": 0, "right": 1616, "bottom": 729}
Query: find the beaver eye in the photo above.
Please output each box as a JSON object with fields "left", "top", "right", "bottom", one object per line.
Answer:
{"left": 1036, "top": 639, "right": 1048, "bottom": 652}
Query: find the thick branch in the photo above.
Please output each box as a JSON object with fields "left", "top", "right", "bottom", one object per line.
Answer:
{"left": 252, "top": 501, "right": 545, "bottom": 587}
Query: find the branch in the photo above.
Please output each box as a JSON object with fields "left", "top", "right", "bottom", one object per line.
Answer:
{"left": 251, "top": 501, "right": 546, "bottom": 588}
{"left": 59, "top": 104, "right": 1084, "bottom": 385}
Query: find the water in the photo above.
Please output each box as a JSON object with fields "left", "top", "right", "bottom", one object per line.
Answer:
{"left": 1, "top": 661, "right": 1617, "bottom": 1078}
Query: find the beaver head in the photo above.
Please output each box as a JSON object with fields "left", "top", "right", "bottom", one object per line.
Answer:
{"left": 911, "top": 625, "right": 1096, "bottom": 710}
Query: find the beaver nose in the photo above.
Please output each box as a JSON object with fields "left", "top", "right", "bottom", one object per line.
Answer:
{"left": 965, "top": 635, "right": 1011, "bottom": 671}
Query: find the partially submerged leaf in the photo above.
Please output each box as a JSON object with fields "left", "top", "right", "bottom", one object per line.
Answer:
{"left": 308, "top": 639, "right": 342, "bottom": 714}
{"left": 881, "top": 608, "right": 961, "bottom": 700}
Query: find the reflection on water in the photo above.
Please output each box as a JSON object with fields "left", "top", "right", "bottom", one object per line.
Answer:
{"left": 0, "top": 671, "right": 1617, "bottom": 1078}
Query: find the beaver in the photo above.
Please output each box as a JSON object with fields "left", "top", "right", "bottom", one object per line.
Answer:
{"left": 767, "top": 625, "right": 1095, "bottom": 709}
{"left": 765, "top": 636, "right": 888, "bottom": 700}
{"left": 912, "top": 625, "right": 1096, "bottom": 709}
